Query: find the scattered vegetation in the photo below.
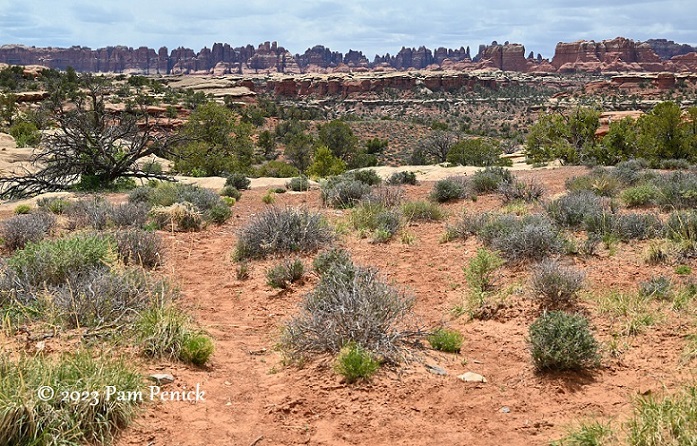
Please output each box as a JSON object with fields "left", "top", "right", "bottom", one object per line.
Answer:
{"left": 428, "top": 328, "right": 463, "bottom": 353}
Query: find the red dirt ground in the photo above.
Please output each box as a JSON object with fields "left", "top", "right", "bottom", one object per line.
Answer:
{"left": 104, "top": 166, "right": 695, "bottom": 446}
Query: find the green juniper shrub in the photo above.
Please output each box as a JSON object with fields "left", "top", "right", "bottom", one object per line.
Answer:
{"left": 206, "top": 203, "right": 233, "bottom": 224}
{"left": 234, "top": 207, "right": 334, "bottom": 260}
{"left": 471, "top": 166, "right": 514, "bottom": 194}
{"left": 528, "top": 311, "right": 600, "bottom": 372}
{"left": 334, "top": 342, "right": 380, "bottom": 383}
{"left": 220, "top": 185, "right": 242, "bottom": 200}
{"left": 430, "top": 176, "right": 469, "bottom": 203}
{"left": 286, "top": 175, "right": 310, "bottom": 192}
{"left": 428, "top": 328, "right": 463, "bottom": 353}
{"left": 225, "top": 172, "right": 251, "bottom": 190}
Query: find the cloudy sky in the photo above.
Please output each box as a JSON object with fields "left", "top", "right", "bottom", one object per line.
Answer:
{"left": 0, "top": 0, "right": 694, "bottom": 58}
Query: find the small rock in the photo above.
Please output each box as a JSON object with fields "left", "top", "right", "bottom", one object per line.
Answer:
{"left": 458, "top": 372, "right": 487, "bottom": 383}
{"left": 148, "top": 373, "right": 175, "bottom": 385}
{"left": 425, "top": 364, "right": 447, "bottom": 376}
{"left": 501, "top": 406, "right": 511, "bottom": 413}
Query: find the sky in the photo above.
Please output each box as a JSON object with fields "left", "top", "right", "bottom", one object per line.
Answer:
{"left": 0, "top": 0, "right": 695, "bottom": 59}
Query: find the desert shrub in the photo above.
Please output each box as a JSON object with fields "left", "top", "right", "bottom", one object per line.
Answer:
{"left": 234, "top": 207, "right": 333, "bottom": 260}
{"left": 150, "top": 202, "right": 203, "bottom": 232}
{"left": 281, "top": 260, "right": 416, "bottom": 362}
{"left": 170, "top": 183, "right": 223, "bottom": 212}
{"left": 225, "top": 172, "right": 251, "bottom": 190}
{"left": 286, "top": 176, "right": 310, "bottom": 191}
{"left": 221, "top": 196, "right": 236, "bottom": 207}
{"left": 320, "top": 176, "right": 371, "bottom": 208}
{"left": 113, "top": 229, "right": 162, "bottom": 268}
{"left": 612, "top": 213, "right": 664, "bottom": 241}
{"left": 621, "top": 183, "right": 658, "bottom": 207}
{"left": 136, "top": 302, "right": 190, "bottom": 360}
{"left": 350, "top": 202, "right": 401, "bottom": 243}
{"left": 531, "top": 259, "right": 585, "bottom": 308}
{"left": 528, "top": 311, "right": 600, "bottom": 371}
{"left": 132, "top": 182, "right": 229, "bottom": 217}
{"left": 313, "top": 247, "right": 353, "bottom": 277}
{"left": 206, "top": 203, "right": 232, "bottom": 224}
{"left": 9, "top": 121, "right": 41, "bottom": 147}
{"left": 665, "top": 211, "right": 697, "bottom": 243}
{"left": 498, "top": 180, "right": 544, "bottom": 203}
{"left": 386, "top": 171, "right": 417, "bottom": 185}
{"left": 430, "top": 176, "right": 469, "bottom": 202}
{"left": 53, "top": 268, "right": 157, "bottom": 328}
{"left": 261, "top": 190, "right": 276, "bottom": 204}
{"left": 565, "top": 168, "right": 621, "bottom": 197}
{"left": 266, "top": 258, "right": 304, "bottom": 289}
{"left": 465, "top": 248, "right": 505, "bottom": 293}
{"left": 658, "top": 158, "right": 691, "bottom": 170}
{"left": 141, "top": 159, "right": 162, "bottom": 175}
{"left": 220, "top": 185, "right": 241, "bottom": 200}
{"left": 334, "top": 342, "right": 380, "bottom": 383}
{"left": 490, "top": 215, "right": 565, "bottom": 261}
{"left": 611, "top": 159, "right": 648, "bottom": 186}
{"left": 0, "top": 353, "right": 142, "bottom": 446}
{"left": 108, "top": 202, "right": 149, "bottom": 229}
{"left": 8, "top": 233, "right": 115, "bottom": 287}
{"left": 362, "top": 185, "right": 404, "bottom": 208}
{"left": 66, "top": 196, "right": 110, "bottom": 230}
{"left": 13, "top": 204, "right": 31, "bottom": 214}
{"left": 401, "top": 200, "right": 445, "bottom": 222}
{"left": 253, "top": 160, "right": 299, "bottom": 178}
{"left": 627, "top": 386, "right": 697, "bottom": 446}
{"left": 428, "top": 328, "right": 463, "bottom": 353}
{"left": 654, "top": 171, "right": 697, "bottom": 210}
{"left": 36, "top": 196, "right": 71, "bottom": 215}
{"left": 547, "top": 191, "right": 604, "bottom": 228}
{"left": 349, "top": 169, "right": 382, "bottom": 186}
{"left": 471, "top": 166, "right": 514, "bottom": 194}
{"left": 675, "top": 265, "right": 692, "bottom": 275}
{"left": 639, "top": 275, "right": 672, "bottom": 299}
{"left": 179, "top": 333, "right": 215, "bottom": 366}
{"left": 0, "top": 212, "right": 55, "bottom": 251}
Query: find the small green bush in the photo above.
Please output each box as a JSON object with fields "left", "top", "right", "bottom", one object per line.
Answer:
{"left": 286, "top": 176, "right": 310, "bottom": 191}
{"left": 261, "top": 190, "right": 276, "bottom": 204}
{"left": 401, "top": 200, "right": 445, "bottom": 222}
{"left": 136, "top": 303, "right": 190, "bottom": 360}
{"left": 13, "top": 204, "right": 31, "bottom": 215}
{"left": 675, "top": 265, "right": 693, "bottom": 275}
{"left": 207, "top": 203, "right": 233, "bottom": 224}
{"left": 9, "top": 121, "right": 41, "bottom": 147}
{"left": 313, "top": 248, "right": 353, "bottom": 277}
{"left": 253, "top": 160, "right": 299, "bottom": 178}
{"left": 529, "top": 311, "right": 600, "bottom": 372}
{"left": 36, "top": 196, "right": 70, "bottom": 215}
{"left": 180, "top": 333, "right": 215, "bottom": 366}
{"left": 471, "top": 166, "right": 514, "bottom": 194}
{"left": 350, "top": 202, "right": 401, "bottom": 243}
{"left": 639, "top": 276, "right": 672, "bottom": 299}
{"left": 350, "top": 169, "right": 382, "bottom": 186}
{"left": 465, "top": 248, "right": 505, "bottom": 293}
{"left": 334, "top": 342, "right": 380, "bottom": 383}
{"left": 430, "top": 176, "right": 469, "bottom": 203}
{"left": 428, "top": 328, "right": 463, "bottom": 353}
{"left": 225, "top": 172, "right": 251, "bottom": 190}
{"left": 320, "top": 176, "right": 371, "bottom": 208}
{"left": 220, "top": 185, "right": 241, "bottom": 200}
{"left": 621, "top": 183, "right": 658, "bottom": 207}
{"left": 8, "top": 233, "right": 115, "bottom": 287}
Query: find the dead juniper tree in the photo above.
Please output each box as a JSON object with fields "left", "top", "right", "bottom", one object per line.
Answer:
{"left": 0, "top": 73, "right": 179, "bottom": 199}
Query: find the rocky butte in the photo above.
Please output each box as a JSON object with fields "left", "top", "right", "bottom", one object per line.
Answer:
{"left": 1, "top": 37, "right": 696, "bottom": 76}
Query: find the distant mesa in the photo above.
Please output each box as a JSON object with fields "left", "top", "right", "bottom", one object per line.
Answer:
{"left": 0, "top": 37, "right": 696, "bottom": 75}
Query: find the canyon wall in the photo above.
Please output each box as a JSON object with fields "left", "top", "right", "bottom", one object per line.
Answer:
{"left": 1, "top": 37, "right": 696, "bottom": 75}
